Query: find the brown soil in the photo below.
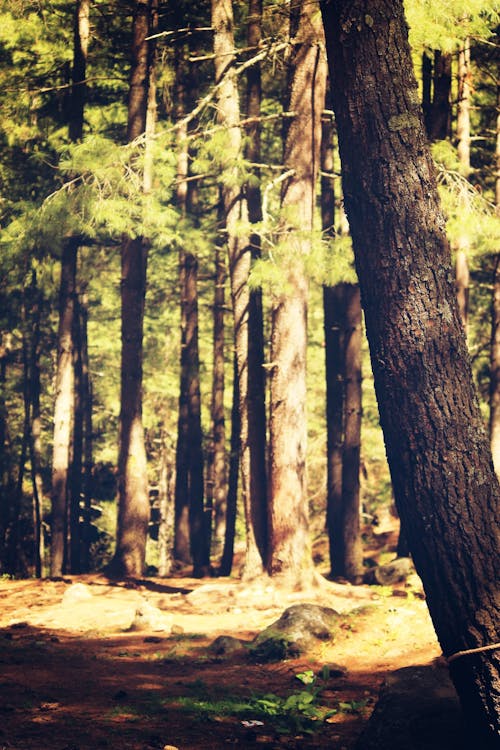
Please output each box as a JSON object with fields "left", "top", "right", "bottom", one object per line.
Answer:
{"left": 0, "top": 547, "right": 441, "bottom": 750}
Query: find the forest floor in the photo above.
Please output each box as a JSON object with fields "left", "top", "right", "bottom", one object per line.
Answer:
{"left": 0, "top": 531, "right": 442, "bottom": 750}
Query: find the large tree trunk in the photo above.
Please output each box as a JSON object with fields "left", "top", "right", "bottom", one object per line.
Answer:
{"left": 110, "top": 0, "right": 155, "bottom": 577}
{"left": 211, "top": 0, "right": 265, "bottom": 578}
{"left": 491, "top": 88, "right": 500, "bottom": 475}
{"left": 50, "top": 238, "right": 78, "bottom": 576}
{"left": 321, "top": 0, "right": 500, "bottom": 742}
{"left": 267, "top": 0, "right": 326, "bottom": 588}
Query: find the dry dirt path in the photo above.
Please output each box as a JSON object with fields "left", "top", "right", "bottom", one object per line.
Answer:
{"left": 0, "top": 573, "right": 441, "bottom": 749}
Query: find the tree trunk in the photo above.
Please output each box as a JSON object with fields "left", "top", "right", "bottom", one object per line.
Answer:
{"left": 245, "top": 0, "right": 268, "bottom": 568}
{"left": 68, "top": 0, "right": 90, "bottom": 142}
{"left": 455, "top": 39, "right": 472, "bottom": 334}
{"left": 321, "top": 0, "right": 500, "bottom": 742}
{"left": 325, "top": 283, "right": 363, "bottom": 582}
{"left": 80, "top": 290, "right": 93, "bottom": 573}
{"left": 219, "top": 356, "right": 240, "bottom": 577}
{"left": 491, "top": 88, "right": 500, "bottom": 475}
{"left": 158, "top": 433, "right": 176, "bottom": 577}
{"left": 429, "top": 50, "right": 452, "bottom": 141}
{"left": 208, "top": 239, "right": 227, "bottom": 551}
{"left": 51, "top": 238, "right": 78, "bottom": 576}
{"left": 69, "top": 292, "right": 83, "bottom": 573}
{"left": 267, "top": 0, "right": 326, "bottom": 588}
{"left": 172, "top": 49, "right": 206, "bottom": 573}
{"left": 109, "top": 0, "right": 155, "bottom": 578}
{"left": 28, "top": 278, "right": 44, "bottom": 577}
{"left": 211, "top": 0, "right": 264, "bottom": 579}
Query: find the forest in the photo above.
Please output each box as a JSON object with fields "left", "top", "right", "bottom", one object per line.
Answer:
{"left": 1, "top": 0, "right": 500, "bottom": 743}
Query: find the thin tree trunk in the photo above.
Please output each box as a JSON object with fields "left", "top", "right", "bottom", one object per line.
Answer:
{"left": 490, "top": 85, "right": 500, "bottom": 475}
{"left": 455, "top": 38, "right": 472, "bottom": 334}
{"left": 208, "top": 239, "right": 227, "bottom": 550}
{"left": 219, "top": 357, "right": 240, "bottom": 577}
{"left": 267, "top": 0, "right": 326, "bottom": 587}
{"left": 69, "top": 292, "right": 83, "bottom": 573}
{"left": 422, "top": 51, "right": 432, "bottom": 137}
{"left": 211, "top": 0, "right": 264, "bottom": 579}
{"left": 325, "top": 284, "right": 363, "bottom": 582}
{"left": 172, "top": 48, "right": 206, "bottom": 572}
{"left": 321, "top": 1, "right": 500, "bottom": 741}
{"left": 245, "top": 0, "right": 268, "bottom": 567}
{"left": 51, "top": 238, "right": 78, "bottom": 576}
{"left": 68, "top": 0, "right": 90, "bottom": 142}
{"left": 429, "top": 50, "right": 452, "bottom": 141}
{"left": 29, "top": 278, "right": 44, "bottom": 577}
{"left": 80, "top": 290, "right": 93, "bottom": 573}
{"left": 158, "top": 432, "right": 175, "bottom": 577}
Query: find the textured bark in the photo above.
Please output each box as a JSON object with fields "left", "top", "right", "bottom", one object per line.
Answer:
{"left": 50, "top": 238, "right": 78, "bottom": 576}
{"left": 68, "top": 0, "right": 90, "bottom": 142}
{"left": 207, "top": 240, "right": 227, "bottom": 549}
{"left": 245, "top": 0, "right": 268, "bottom": 567}
{"left": 429, "top": 50, "right": 452, "bottom": 141}
{"left": 212, "top": 0, "right": 264, "bottom": 578}
{"left": 80, "top": 291, "right": 93, "bottom": 574}
{"left": 219, "top": 357, "right": 240, "bottom": 577}
{"left": 325, "top": 284, "right": 363, "bottom": 582}
{"left": 267, "top": 0, "right": 326, "bottom": 587}
{"left": 173, "top": 51, "right": 206, "bottom": 573}
{"left": 110, "top": 0, "right": 156, "bottom": 578}
{"left": 321, "top": 0, "right": 500, "bottom": 742}
{"left": 455, "top": 39, "right": 472, "bottom": 334}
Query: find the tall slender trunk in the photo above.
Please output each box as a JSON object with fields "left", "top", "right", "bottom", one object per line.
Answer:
{"left": 267, "top": 0, "right": 326, "bottom": 587}
{"left": 80, "top": 290, "right": 93, "bottom": 573}
{"left": 158, "top": 432, "right": 175, "bottom": 577}
{"left": 489, "top": 85, "right": 500, "bottom": 474}
{"left": 429, "top": 50, "right": 452, "bottom": 141}
{"left": 29, "top": 279, "right": 44, "bottom": 577}
{"left": 69, "top": 291, "right": 83, "bottom": 573}
{"left": 110, "top": 0, "right": 156, "bottom": 577}
{"left": 68, "top": 0, "right": 90, "bottom": 142}
{"left": 51, "top": 238, "right": 78, "bottom": 576}
{"left": 219, "top": 357, "right": 240, "bottom": 576}
{"left": 208, "top": 239, "right": 227, "bottom": 550}
{"left": 211, "top": 0, "right": 264, "bottom": 578}
{"left": 245, "top": 0, "right": 268, "bottom": 567}
{"left": 321, "top": 1, "right": 500, "bottom": 741}
{"left": 173, "top": 48, "right": 206, "bottom": 572}
{"left": 455, "top": 38, "right": 471, "bottom": 334}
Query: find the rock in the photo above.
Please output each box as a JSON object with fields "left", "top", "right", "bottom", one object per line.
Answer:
{"left": 128, "top": 600, "right": 173, "bottom": 633}
{"left": 61, "top": 583, "right": 93, "bottom": 604}
{"left": 355, "top": 664, "right": 466, "bottom": 750}
{"left": 249, "top": 603, "right": 340, "bottom": 661}
{"left": 208, "top": 635, "right": 249, "bottom": 656}
{"left": 363, "top": 557, "right": 413, "bottom": 585}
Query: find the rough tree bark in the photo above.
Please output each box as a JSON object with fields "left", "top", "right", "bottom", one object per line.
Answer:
{"left": 267, "top": 0, "right": 326, "bottom": 587}
{"left": 211, "top": 0, "right": 265, "bottom": 578}
{"left": 50, "top": 238, "right": 78, "bottom": 576}
{"left": 320, "top": 0, "right": 500, "bottom": 742}
{"left": 109, "top": 0, "right": 155, "bottom": 578}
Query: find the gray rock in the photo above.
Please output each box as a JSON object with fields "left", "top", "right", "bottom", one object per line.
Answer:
{"left": 363, "top": 557, "right": 413, "bottom": 585}
{"left": 208, "top": 635, "right": 249, "bottom": 656}
{"left": 249, "top": 603, "right": 340, "bottom": 661}
{"left": 355, "top": 664, "right": 466, "bottom": 750}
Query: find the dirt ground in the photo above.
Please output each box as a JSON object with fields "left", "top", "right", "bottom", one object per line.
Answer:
{"left": 0, "top": 543, "right": 442, "bottom": 750}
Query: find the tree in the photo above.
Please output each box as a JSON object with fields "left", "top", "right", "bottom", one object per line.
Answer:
{"left": 211, "top": 0, "right": 265, "bottom": 578}
{"left": 320, "top": 0, "right": 500, "bottom": 742}
{"left": 109, "top": 0, "right": 156, "bottom": 578}
{"left": 267, "top": 0, "right": 326, "bottom": 587}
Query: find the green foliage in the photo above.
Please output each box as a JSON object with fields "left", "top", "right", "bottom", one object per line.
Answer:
{"left": 406, "top": 0, "right": 500, "bottom": 51}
